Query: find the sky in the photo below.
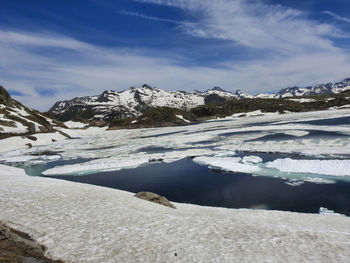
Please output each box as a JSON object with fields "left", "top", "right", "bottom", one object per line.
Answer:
{"left": 1, "top": 0, "right": 350, "bottom": 110}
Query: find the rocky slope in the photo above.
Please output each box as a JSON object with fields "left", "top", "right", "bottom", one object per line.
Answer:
{"left": 0, "top": 85, "right": 62, "bottom": 139}
{"left": 49, "top": 78, "right": 350, "bottom": 122}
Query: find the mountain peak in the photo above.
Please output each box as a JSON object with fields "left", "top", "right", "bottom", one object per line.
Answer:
{"left": 210, "top": 86, "right": 227, "bottom": 92}
{"left": 142, "top": 84, "right": 153, "bottom": 90}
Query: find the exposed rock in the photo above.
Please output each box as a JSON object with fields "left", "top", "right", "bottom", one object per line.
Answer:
{"left": 0, "top": 223, "right": 63, "bottom": 263}
{"left": 25, "top": 135, "right": 37, "bottom": 141}
{"left": 135, "top": 192, "right": 176, "bottom": 209}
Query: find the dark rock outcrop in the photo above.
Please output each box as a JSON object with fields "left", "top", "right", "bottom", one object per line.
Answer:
{"left": 135, "top": 191, "right": 176, "bottom": 209}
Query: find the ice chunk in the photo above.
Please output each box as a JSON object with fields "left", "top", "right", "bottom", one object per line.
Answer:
{"left": 193, "top": 157, "right": 260, "bottom": 174}
{"left": 0, "top": 154, "right": 61, "bottom": 164}
{"left": 319, "top": 207, "right": 344, "bottom": 216}
{"left": 214, "top": 151, "right": 236, "bottom": 157}
{"left": 242, "top": 156, "right": 263, "bottom": 164}
{"left": 266, "top": 158, "right": 350, "bottom": 176}
{"left": 42, "top": 157, "right": 149, "bottom": 175}
{"left": 283, "top": 130, "right": 309, "bottom": 137}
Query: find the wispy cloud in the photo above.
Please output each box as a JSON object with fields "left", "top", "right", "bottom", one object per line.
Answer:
{"left": 323, "top": 11, "right": 350, "bottom": 24}
{"left": 139, "top": 0, "right": 347, "bottom": 54}
{"left": 118, "top": 10, "right": 193, "bottom": 25}
{"left": 1, "top": 0, "right": 350, "bottom": 111}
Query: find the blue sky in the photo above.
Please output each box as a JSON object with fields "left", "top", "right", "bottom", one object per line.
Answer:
{"left": 1, "top": 0, "right": 350, "bottom": 110}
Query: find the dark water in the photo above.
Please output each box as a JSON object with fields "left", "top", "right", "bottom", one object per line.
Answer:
{"left": 41, "top": 158, "right": 350, "bottom": 216}
{"left": 246, "top": 133, "right": 298, "bottom": 142}
{"left": 245, "top": 130, "right": 348, "bottom": 142}
{"left": 296, "top": 116, "right": 350, "bottom": 126}
{"left": 137, "top": 130, "right": 187, "bottom": 138}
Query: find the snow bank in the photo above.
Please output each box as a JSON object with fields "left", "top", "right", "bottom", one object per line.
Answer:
{"left": 242, "top": 155, "right": 263, "bottom": 164}
{"left": 0, "top": 120, "right": 28, "bottom": 133}
{"left": 1, "top": 165, "right": 350, "bottom": 263}
{"left": 42, "top": 157, "right": 149, "bottom": 175}
{"left": 175, "top": 115, "right": 190, "bottom": 123}
{"left": 266, "top": 158, "right": 350, "bottom": 176}
{"left": 319, "top": 207, "right": 345, "bottom": 216}
{"left": 64, "top": 121, "right": 87, "bottom": 129}
{"left": 0, "top": 132, "right": 67, "bottom": 153}
{"left": 0, "top": 164, "right": 26, "bottom": 177}
{"left": 283, "top": 130, "right": 309, "bottom": 137}
{"left": 288, "top": 98, "right": 316, "bottom": 103}
{"left": 193, "top": 156, "right": 260, "bottom": 174}
{"left": 0, "top": 154, "right": 61, "bottom": 164}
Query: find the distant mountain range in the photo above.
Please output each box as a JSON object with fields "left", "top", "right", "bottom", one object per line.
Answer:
{"left": 49, "top": 78, "right": 350, "bottom": 122}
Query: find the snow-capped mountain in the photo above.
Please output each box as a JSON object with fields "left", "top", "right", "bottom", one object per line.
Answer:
{"left": 273, "top": 78, "right": 350, "bottom": 98}
{"left": 49, "top": 84, "right": 248, "bottom": 121}
{"left": 49, "top": 78, "right": 350, "bottom": 122}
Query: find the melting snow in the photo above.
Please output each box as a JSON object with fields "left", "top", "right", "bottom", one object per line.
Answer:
{"left": 175, "top": 115, "right": 190, "bottom": 123}
{"left": 266, "top": 158, "right": 350, "bottom": 176}
{"left": 193, "top": 156, "right": 260, "bottom": 174}
{"left": 42, "top": 157, "right": 149, "bottom": 175}
{"left": 1, "top": 165, "right": 350, "bottom": 262}
{"left": 64, "top": 121, "right": 87, "bottom": 129}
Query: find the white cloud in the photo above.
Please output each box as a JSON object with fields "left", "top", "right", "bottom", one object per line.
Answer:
{"left": 139, "top": 0, "right": 347, "bottom": 53}
{"left": 1, "top": 0, "right": 350, "bottom": 111}
{"left": 323, "top": 11, "right": 350, "bottom": 24}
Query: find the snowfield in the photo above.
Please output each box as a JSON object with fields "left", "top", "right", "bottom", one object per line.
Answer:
{"left": 1, "top": 164, "right": 350, "bottom": 263}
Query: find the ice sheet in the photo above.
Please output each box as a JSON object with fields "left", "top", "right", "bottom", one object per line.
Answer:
{"left": 193, "top": 156, "right": 260, "bottom": 174}
{"left": 266, "top": 158, "right": 350, "bottom": 176}
{"left": 42, "top": 157, "right": 149, "bottom": 175}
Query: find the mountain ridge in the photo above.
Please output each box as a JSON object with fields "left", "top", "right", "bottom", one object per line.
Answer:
{"left": 49, "top": 78, "right": 350, "bottom": 122}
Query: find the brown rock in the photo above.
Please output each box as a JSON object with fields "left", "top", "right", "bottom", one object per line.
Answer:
{"left": 0, "top": 223, "right": 63, "bottom": 262}
{"left": 135, "top": 192, "right": 176, "bottom": 209}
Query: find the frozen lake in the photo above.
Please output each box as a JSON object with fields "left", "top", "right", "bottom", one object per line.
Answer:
{"left": 23, "top": 153, "right": 350, "bottom": 216}
{"left": 2, "top": 108, "right": 350, "bottom": 216}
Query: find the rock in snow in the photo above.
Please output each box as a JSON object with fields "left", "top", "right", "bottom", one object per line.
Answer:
{"left": 135, "top": 191, "right": 176, "bottom": 209}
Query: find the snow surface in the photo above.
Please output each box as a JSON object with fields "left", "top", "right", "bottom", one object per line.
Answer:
{"left": 64, "top": 121, "right": 87, "bottom": 129}
{"left": 0, "top": 132, "right": 67, "bottom": 153}
{"left": 266, "top": 158, "right": 350, "bottom": 176}
{"left": 1, "top": 165, "right": 350, "bottom": 263}
{"left": 193, "top": 157, "right": 260, "bottom": 174}
{"left": 43, "top": 157, "right": 149, "bottom": 175}
{"left": 175, "top": 115, "right": 190, "bottom": 123}
{"left": 288, "top": 98, "right": 317, "bottom": 103}
{"left": 242, "top": 155, "right": 263, "bottom": 164}
{"left": 0, "top": 119, "right": 28, "bottom": 133}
